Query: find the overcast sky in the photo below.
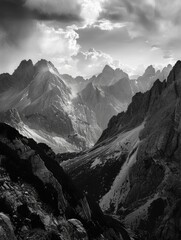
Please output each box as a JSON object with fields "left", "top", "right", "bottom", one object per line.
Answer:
{"left": 0, "top": 0, "right": 180, "bottom": 77}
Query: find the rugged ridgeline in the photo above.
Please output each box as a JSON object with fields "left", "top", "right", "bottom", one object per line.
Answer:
{"left": 0, "top": 59, "right": 102, "bottom": 153}
{"left": 0, "top": 122, "right": 134, "bottom": 240}
{"left": 0, "top": 60, "right": 133, "bottom": 153}
{"left": 63, "top": 65, "right": 133, "bottom": 129}
{"left": 0, "top": 59, "right": 171, "bottom": 154}
{"left": 62, "top": 61, "right": 181, "bottom": 239}
{"left": 130, "top": 64, "right": 172, "bottom": 94}
{"left": 76, "top": 78, "right": 132, "bottom": 129}
{"left": 89, "top": 65, "right": 129, "bottom": 86}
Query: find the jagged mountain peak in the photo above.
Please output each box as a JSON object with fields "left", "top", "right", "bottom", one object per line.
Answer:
{"left": 167, "top": 63, "right": 172, "bottom": 68}
{"left": 13, "top": 59, "right": 34, "bottom": 76}
{"left": 91, "top": 64, "right": 129, "bottom": 86}
{"left": 144, "top": 65, "right": 156, "bottom": 76}
{"left": 34, "top": 59, "right": 60, "bottom": 76}
{"left": 14, "top": 59, "right": 33, "bottom": 70}
{"left": 0, "top": 59, "right": 35, "bottom": 95}
{"left": 102, "top": 64, "right": 114, "bottom": 73}
{"left": 35, "top": 59, "right": 49, "bottom": 67}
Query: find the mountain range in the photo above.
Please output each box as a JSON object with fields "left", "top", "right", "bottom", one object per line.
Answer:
{"left": 0, "top": 58, "right": 180, "bottom": 239}
{"left": 62, "top": 61, "right": 181, "bottom": 239}
{"left": 0, "top": 59, "right": 172, "bottom": 154}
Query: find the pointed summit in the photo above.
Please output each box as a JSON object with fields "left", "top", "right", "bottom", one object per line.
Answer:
{"left": 102, "top": 64, "right": 114, "bottom": 73}
{"left": 14, "top": 59, "right": 33, "bottom": 72}
{"left": 35, "top": 59, "right": 50, "bottom": 72}
{"left": 34, "top": 59, "right": 60, "bottom": 76}
{"left": 90, "top": 64, "right": 129, "bottom": 86}
{"left": 144, "top": 65, "right": 156, "bottom": 76}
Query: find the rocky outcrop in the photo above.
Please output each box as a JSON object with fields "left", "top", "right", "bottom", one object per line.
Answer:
{"left": 0, "top": 122, "right": 132, "bottom": 240}
{"left": 0, "top": 213, "right": 17, "bottom": 240}
{"left": 62, "top": 61, "right": 181, "bottom": 239}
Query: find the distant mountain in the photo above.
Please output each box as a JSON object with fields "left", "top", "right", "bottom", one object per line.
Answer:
{"left": 61, "top": 74, "right": 88, "bottom": 95}
{"left": 77, "top": 77, "right": 132, "bottom": 129}
{"left": 131, "top": 64, "right": 172, "bottom": 93}
{"left": 62, "top": 61, "right": 181, "bottom": 239}
{"left": 89, "top": 65, "right": 129, "bottom": 86}
{"left": 0, "top": 122, "right": 132, "bottom": 240}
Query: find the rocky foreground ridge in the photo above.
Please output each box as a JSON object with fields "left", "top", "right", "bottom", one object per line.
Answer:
{"left": 0, "top": 122, "right": 134, "bottom": 240}
{"left": 62, "top": 61, "right": 181, "bottom": 239}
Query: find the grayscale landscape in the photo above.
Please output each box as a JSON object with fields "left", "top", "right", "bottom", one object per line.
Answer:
{"left": 0, "top": 1, "right": 180, "bottom": 240}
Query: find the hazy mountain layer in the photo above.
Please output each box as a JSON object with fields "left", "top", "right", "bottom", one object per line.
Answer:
{"left": 130, "top": 64, "right": 172, "bottom": 94}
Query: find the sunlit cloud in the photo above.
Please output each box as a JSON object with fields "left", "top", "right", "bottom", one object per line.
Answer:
{"left": 0, "top": 0, "right": 180, "bottom": 76}
{"left": 93, "top": 19, "right": 126, "bottom": 31}
{"left": 79, "top": 0, "right": 105, "bottom": 25}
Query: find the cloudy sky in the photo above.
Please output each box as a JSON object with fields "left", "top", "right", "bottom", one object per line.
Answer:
{"left": 0, "top": 0, "right": 180, "bottom": 77}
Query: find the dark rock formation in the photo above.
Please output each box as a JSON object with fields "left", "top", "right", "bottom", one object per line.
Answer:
{"left": 0, "top": 60, "right": 34, "bottom": 94}
{"left": 0, "top": 122, "right": 131, "bottom": 240}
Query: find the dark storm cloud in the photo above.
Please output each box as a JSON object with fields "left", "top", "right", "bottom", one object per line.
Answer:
{"left": 0, "top": 0, "right": 33, "bottom": 46}
{"left": 0, "top": 0, "right": 82, "bottom": 22}
{"left": 100, "top": 0, "right": 159, "bottom": 33}
{"left": 0, "top": 0, "right": 82, "bottom": 47}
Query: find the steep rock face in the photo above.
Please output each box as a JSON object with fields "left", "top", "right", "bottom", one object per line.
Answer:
{"left": 78, "top": 77, "right": 132, "bottom": 129}
{"left": 0, "top": 123, "right": 132, "bottom": 240}
{"left": 62, "top": 61, "right": 181, "bottom": 239}
{"left": 0, "top": 60, "right": 35, "bottom": 112}
{"left": 20, "top": 61, "right": 73, "bottom": 136}
{"left": 0, "top": 59, "right": 102, "bottom": 152}
{"left": 98, "top": 79, "right": 167, "bottom": 143}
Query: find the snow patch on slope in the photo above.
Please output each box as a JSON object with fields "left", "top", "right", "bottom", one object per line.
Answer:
{"left": 99, "top": 124, "right": 144, "bottom": 213}
{"left": 90, "top": 157, "right": 102, "bottom": 169}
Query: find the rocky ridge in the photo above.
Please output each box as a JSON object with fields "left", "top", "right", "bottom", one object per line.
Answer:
{"left": 62, "top": 61, "right": 181, "bottom": 239}
{"left": 0, "top": 60, "right": 171, "bottom": 153}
